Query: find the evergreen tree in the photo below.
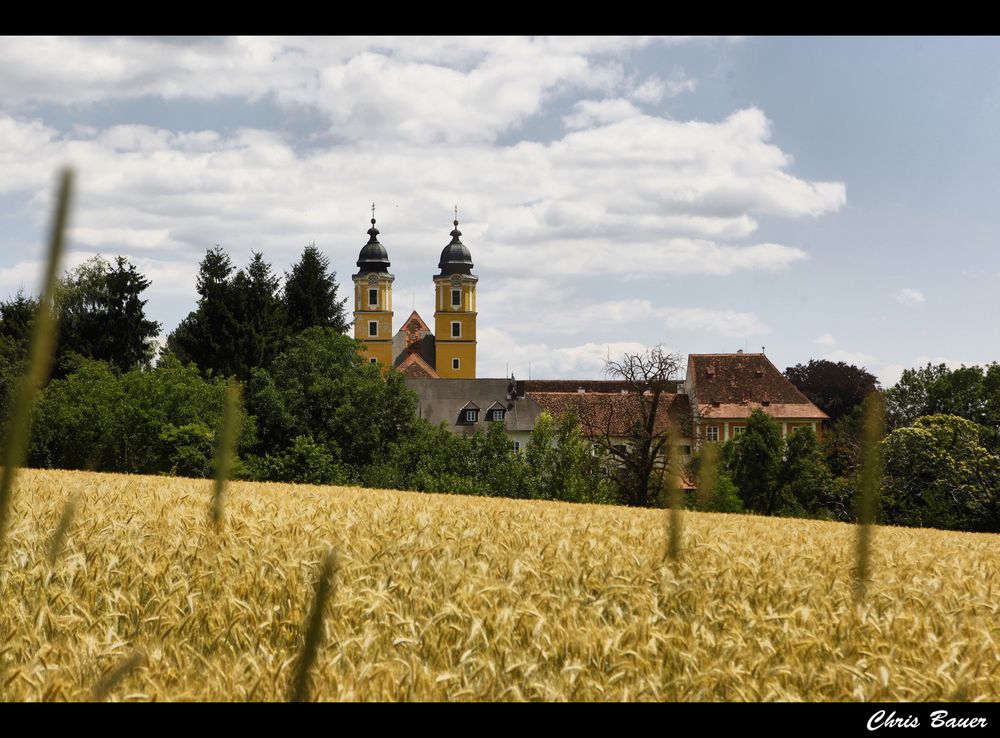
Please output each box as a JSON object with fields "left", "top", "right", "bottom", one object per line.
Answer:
{"left": 727, "top": 408, "right": 783, "bottom": 514}
{"left": 284, "top": 244, "right": 349, "bottom": 334}
{"left": 0, "top": 290, "right": 38, "bottom": 346}
{"left": 103, "top": 256, "right": 161, "bottom": 370}
{"left": 49, "top": 256, "right": 161, "bottom": 375}
{"left": 232, "top": 252, "right": 286, "bottom": 378}
{"left": 166, "top": 246, "right": 240, "bottom": 377}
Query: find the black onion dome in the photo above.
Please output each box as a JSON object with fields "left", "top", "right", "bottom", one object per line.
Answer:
{"left": 356, "top": 218, "right": 390, "bottom": 273}
{"left": 438, "top": 220, "right": 474, "bottom": 276}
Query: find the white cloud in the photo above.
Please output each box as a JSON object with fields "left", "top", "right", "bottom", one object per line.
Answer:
{"left": 812, "top": 333, "right": 836, "bottom": 346}
{"left": 893, "top": 287, "right": 925, "bottom": 306}
{"left": 911, "top": 356, "right": 970, "bottom": 371}
{"left": 563, "top": 99, "right": 642, "bottom": 130}
{"left": 478, "top": 326, "right": 662, "bottom": 379}
{"left": 822, "top": 349, "right": 879, "bottom": 368}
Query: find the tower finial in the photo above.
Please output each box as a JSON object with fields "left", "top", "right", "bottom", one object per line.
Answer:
{"left": 371, "top": 202, "right": 376, "bottom": 225}
{"left": 454, "top": 204, "right": 458, "bottom": 227}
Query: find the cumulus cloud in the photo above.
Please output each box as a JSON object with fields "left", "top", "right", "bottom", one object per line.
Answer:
{"left": 0, "top": 37, "right": 843, "bottom": 373}
{"left": 893, "top": 287, "right": 925, "bottom": 306}
{"left": 813, "top": 333, "right": 836, "bottom": 346}
{"left": 478, "top": 326, "right": 662, "bottom": 379}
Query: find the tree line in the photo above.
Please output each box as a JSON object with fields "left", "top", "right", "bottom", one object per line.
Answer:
{"left": 2, "top": 248, "right": 999, "bottom": 530}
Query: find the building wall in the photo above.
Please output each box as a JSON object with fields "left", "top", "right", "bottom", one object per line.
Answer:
{"left": 433, "top": 274, "right": 477, "bottom": 378}
{"left": 353, "top": 272, "right": 394, "bottom": 367}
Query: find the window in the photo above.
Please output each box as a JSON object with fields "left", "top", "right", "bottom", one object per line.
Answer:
{"left": 682, "top": 445, "right": 692, "bottom": 456}
{"left": 733, "top": 425, "right": 746, "bottom": 436}
{"left": 369, "top": 357, "right": 377, "bottom": 364}
{"left": 368, "top": 321, "right": 378, "bottom": 337}
{"left": 465, "top": 409, "right": 477, "bottom": 423}
{"left": 451, "top": 321, "right": 461, "bottom": 337}
{"left": 512, "top": 441, "right": 521, "bottom": 452}
{"left": 368, "top": 288, "right": 378, "bottom": 306}
{"left": 451, "top": 289, "right": 461, "bottom": 307}
{"left": 452, "top": 358, "right": 460, "bottom": 370}
{"left": 491, "top": 409, "right": 504, "bottom": 422}
{"left": 706, "top": 426, "right": 719, "bottom": 442}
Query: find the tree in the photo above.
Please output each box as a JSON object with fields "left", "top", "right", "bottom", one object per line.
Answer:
{"left": 777, "top": 427, "right": 845, "bottom": 519}
{"left": 167, "top": 246, "right": 242, "bottom": 378}
{"left": 881, "top": 414, "right": 1000, "bottom": 532}
{"left": 232, "top": 251, "right": 286, "bottom": 377}
{"left": 885, "top": 363, "right": 1000, "bottom": 451}
{"left": 784, "top": 359, "right": 880, "bottom": 425}
{"left": 0, "top": 290, "right": 38, "bottom": 346}
{"left": 245, "top": 327, "right": 418, "bottom": 470}
{"left": 583, "top": 345, "right": 686, "bottom": 507}
{"left": 524, "top": 411, "right": 612, "bottom": 504}
{"left": 54, "top": 255, "right": 161, "bottom": 374}
{"left": 726, "top": 408, "right": 783, "bottom": 514}
{"left": 284, "top": 244, "right": 349, "bottom": 334}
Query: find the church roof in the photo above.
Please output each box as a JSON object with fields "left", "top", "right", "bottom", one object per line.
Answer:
{"left": 686, "top": 353, "right": 827, "bottom": 420}
{"left": 356, "top": 218, "right": 390, "bottom": 275}
{"left": 396, "top": 351, "right": 440, "bottom": 379}
{"left": 438, "top": 219, "right": 474, "bottom": 276}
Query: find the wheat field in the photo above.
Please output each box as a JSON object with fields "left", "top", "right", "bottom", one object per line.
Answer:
{"left": 0, "top": 468, "right": 997, "bottom": 701}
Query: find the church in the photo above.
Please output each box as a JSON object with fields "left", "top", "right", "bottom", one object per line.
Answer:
{"left": 350, "top": 213, "right": 827, "bottom": 452}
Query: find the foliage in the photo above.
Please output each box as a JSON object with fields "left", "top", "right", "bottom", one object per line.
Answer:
{"left": 166, "top": 246, "right": 241, "bottom": 378}
{"left": 245, "top": 327, "right": 418, "bottom": 470}
{"left": 284, "top": 244, "right": 349, "bottom": 334}
{"left": 49, "top": 256, "right": 161, "bottom": 375}
{"left": 246, "top": 434, "right": 353, "bottom": 486}
{"left": 881, "top": 414, "right": 1000, "bottom": 532}
{"left": 725, "top": 409, "right": 783, "bottom": 514}
{"left": 686, "top": 447, "right": 744, "bottom": 513}
{"left": 27, "top": 355, "right": 254, "bottom": 477}
{"left": 776, "top": 427, "right": 844, "bottom": 519}
{"left": 885, "top": 363, "right": 1000, "bottom": 452}
{"left": 524, "top": 411, "right": 614, "bottom": 504}
{"left": 784, "top": 359, "right": 880, "bottom": 424}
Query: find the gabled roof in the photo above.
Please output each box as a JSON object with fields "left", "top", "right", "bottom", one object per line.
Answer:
{"left": 687, "top": 353, "right": 827, "bottom": 420}
{"left": 395, "top": 351, "right": 440, "bottom": 379}
{"left": 406, "top": 378, "right": 543, "bottom": 433}
{"left": 527, "top": 391, "right": 692, "bottom": 439}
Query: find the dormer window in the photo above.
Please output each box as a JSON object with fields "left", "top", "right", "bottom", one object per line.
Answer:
{"left": 707, "top": 367, "right": 716, "bottom": 378}
{"left": 754, "top": 369, "right": 764, "bottom": 378}
{"left": 491, "top": 409, "right": 505, "bottom": 422}
{"left": 465, "top": 409, "right": 478, "bottom": 423}
{"left": 711, "top": 401, "right": 720, "bottom": 408}
{"left": 762, "top": 400, "right": 771, "bottom": 407}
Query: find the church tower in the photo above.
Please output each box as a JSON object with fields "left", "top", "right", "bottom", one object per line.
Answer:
{"left": 434, "top": 214, "right": 477, "bottom": 378}
{"left": 352, "top": 211, "right": 394, "bottom": 366}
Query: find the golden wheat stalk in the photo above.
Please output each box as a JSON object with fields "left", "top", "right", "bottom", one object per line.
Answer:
{"left": 90, "top": 650, "right": 147, "bottom": 701}
{"left": 854, "top": 392, "right": 885, "bottom": 601}
{"left": 0, "top": 169, "right": 72, "bottom": 554}
{"left": 288, "top": 547, "right": 338, "bottom": 702}
{"left": 210, "top": 381, "right": 242, "bottom": 530}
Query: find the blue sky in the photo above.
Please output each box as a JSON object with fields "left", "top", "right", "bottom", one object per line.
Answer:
{"left": 2, "top": 36, "right": 998, "bottom": 384}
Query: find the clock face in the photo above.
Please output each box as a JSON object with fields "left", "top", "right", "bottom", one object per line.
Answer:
{"left": 368, "top": 274, "right": 378, "bottom": 286}
{"left": 450, "top": 275, "right": 462, "bottom": 286}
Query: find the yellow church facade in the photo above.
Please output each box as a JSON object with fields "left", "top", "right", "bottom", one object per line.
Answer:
{"left": 353, "top": 216, "right": 478, "bottom": 379}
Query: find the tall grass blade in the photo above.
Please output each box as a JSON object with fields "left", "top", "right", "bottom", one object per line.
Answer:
{"left": 666, "top": 443, "right": 683, "bottom": 561}
{"left": 696, "top": 441, "right": 718, "bottom": 510}
{"left": 0, "top": 168, "right": 72, "bottom": 554}
{"left": 854, "top": 392, "right": 885, "bottom": 602}
{"left": 288, "top": 547, "right": 338, "bottom": 702}
{"left": 210, "top": 381, "right": 241, "bottom": 530}
{"left": 90, "top": 649, "right": 147, "bottom": 701}
{"left": 47, "top": 490, "right": 80, "bottom": 567}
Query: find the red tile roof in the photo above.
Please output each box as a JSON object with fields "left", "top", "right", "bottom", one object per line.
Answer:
{"left": 527, "top": 391, "right": 692, "bottom": 439}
